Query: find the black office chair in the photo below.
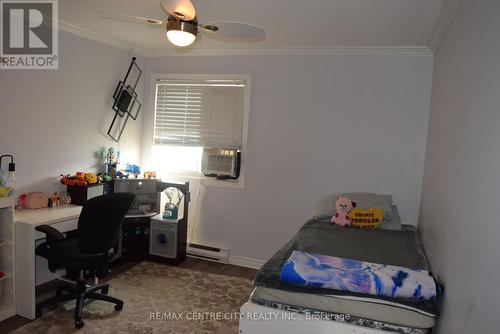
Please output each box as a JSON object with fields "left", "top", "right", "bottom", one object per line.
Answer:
{"left": 35, "top": 192, "right": 135, "bottom": 329}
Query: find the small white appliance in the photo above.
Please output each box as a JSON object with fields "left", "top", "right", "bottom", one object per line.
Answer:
{"left": 150, "top": 214, "right": 178, "bottom": 259}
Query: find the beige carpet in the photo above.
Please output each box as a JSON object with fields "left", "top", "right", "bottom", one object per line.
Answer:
{"left": 13, "top": 262, "right": 253, "bottom": 334}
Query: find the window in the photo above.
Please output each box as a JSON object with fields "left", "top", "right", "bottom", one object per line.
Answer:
{"left": 151, "top": 75, "right": 249, "bottom": 184}
{"left": 151, "top": 145, "right": 203, "bottom": 173}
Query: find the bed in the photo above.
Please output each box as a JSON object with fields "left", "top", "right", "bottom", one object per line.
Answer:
{"left": 239, "top": 219, "right": 440, "bottom": 334}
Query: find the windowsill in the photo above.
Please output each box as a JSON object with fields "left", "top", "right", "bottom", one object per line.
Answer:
{"left": 160, "top": 170, "right": 203, "bottom": 180}
{"left": 201, "top": 175, "right": 245, "bottom": 190}
{"left": 159, "top": 171, "right": 245, "bottom": 190}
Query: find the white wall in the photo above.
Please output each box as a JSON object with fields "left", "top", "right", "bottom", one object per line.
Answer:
{"left": 419, "top": 1, "right": 500, "bottom": 333}
{"left": 142, "top": 54, "right": 434, "bottom": 262}
{"left": 0, "top": 31, "right": 143, "bottom": 195}
{"left": 0, "top": 29, "right": 435, "bottom": 265}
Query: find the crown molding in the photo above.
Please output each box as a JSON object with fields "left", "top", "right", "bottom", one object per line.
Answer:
{"left": 140, "top": 45, "right": 432, "bottom": 57}
{"left": 428, "top": 0, "right": 463, "bottom": 53}
{"left": 58, "top": 20, "right": 136, "bottom": 52}
{"left": 58, "top": 20, "right": 432, "bottom": 57}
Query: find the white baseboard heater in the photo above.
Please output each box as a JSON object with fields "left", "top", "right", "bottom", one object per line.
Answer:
{"left": 187, "top": 243, "right": 230, "bottom": 264}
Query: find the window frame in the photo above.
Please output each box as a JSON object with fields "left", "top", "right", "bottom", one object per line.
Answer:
{"left": 149, "top": 73, "right": 251, "bottom": 190}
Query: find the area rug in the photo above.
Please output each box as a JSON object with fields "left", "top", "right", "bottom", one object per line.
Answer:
{"left": 13, "top": 261, "right": 254, "bottom": 334}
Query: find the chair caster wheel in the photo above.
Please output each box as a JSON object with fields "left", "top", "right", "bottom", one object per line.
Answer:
{"left": 75, "top": 320, "right": 84, "bottom": 329}
{"left": 115, "top": 303, "right": 123, "bottom": 311}
{"left": 101, "top": 286, "right": 109, "bottom": 295}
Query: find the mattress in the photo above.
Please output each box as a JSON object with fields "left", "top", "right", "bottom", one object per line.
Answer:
{"left": 252, "top": 286, "right": 436, "bottom": 330}
{"left": 253, "top": 220, "right": 440, "bottom": 316}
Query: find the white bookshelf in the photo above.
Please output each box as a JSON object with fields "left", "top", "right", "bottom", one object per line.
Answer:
{"left": 0, "top": 197, "right": 15, "bottom": 321}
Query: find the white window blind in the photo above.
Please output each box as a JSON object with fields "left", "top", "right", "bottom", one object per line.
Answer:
{"left": 154, "top": 78, "right": 245, "bottom": 148}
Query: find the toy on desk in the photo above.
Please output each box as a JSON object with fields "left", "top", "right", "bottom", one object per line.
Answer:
{"left": 60, "top": 192, "right": 72, "bottom": 205}
{"left": 60, "top": 174, "right": 87, "bottom": 187}
{"left": 162, "top": 187, "right": 184, "bottom": 220}
{"left": 84, "top": 173, "right": 98, "bottom": 184}
{"left": 106, "top": 148, "right": 117, "bottom": 164}
{"left": 48, "top": 192, "right": 71, "bottom": 207}
{"left": 61, "top": 172, "right": 98, "bottom": 186}
{"left": 50, "top": 192, "right": 71, "bottom": 207}
{"left": 52, "top": 192, "right": 62, "bottom": 207}
{"left": 115, "top": 171, "right": 129, "bottom": 179}
{"left": 104, "top": 147, "right": 120, "bottom": 178}
{"left": 75, "top": 172, "right": 98, "bottom": 185}
{"left": 97, "top": 173, "right": 112, "bottom": 183}
{"left": 16, "top": 194, "right": 26, "bottom": 210}
{"left": 115, "top": 164, "right": 141, "bottom": 179}
{"left": 163, "top": 203, "right": 178, "bottom": 219}
{"left": 125, "top": 164, "right": 141, "bottom": 178}
{"left": 144, "top": 171, "right": 157, "bottom": 179}
{"left": 330, "top": 196, "right": 357, "bottom": 227}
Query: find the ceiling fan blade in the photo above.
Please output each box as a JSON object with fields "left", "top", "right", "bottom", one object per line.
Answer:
{"left": 100, "top": 12, "right": 164, "bottom": 26}
{"left": 200, "top": 21, "right": 266, "bottom": 43}
{"left": 160, "top": 0, "right": 196, "bottom": 21}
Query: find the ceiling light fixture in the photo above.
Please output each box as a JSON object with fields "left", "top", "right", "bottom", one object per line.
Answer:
{"left": 166, "top": 16, "right": 198, "bottom": 47}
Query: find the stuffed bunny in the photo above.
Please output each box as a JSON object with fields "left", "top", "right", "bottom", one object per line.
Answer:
{"left": 330, "top": 196, "right": 356, "bottom": 227}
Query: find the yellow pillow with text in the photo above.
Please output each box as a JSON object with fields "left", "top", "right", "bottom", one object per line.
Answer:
{"left": 349, "top": 208, "right": 384, "bottom": 229}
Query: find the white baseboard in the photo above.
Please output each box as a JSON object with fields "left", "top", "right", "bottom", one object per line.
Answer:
{"left": 229, "top": 256, "right": 265, "bottom": 270}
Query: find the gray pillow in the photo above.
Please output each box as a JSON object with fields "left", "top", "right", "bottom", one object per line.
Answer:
{"left": 382, "top": 205, "right": 402, "bottom": 230}
{"left": 313, "top": 192, "right": 393, "bottom": 221}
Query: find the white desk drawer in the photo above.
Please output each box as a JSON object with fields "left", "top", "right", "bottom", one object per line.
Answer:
{"left": 34, "top": 218, "right": 78, "bottom": 240}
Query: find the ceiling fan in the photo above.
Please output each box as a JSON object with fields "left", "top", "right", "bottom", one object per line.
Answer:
{"left": 100, "top": 0, "right": 266, "bottom": 47}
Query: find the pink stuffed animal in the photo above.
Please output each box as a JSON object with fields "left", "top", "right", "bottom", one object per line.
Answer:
{"left": 330, "top": 196, "right": 357, "bottom": 227}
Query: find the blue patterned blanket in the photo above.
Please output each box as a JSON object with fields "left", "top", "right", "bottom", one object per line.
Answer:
{"left": 280, "top": 250, "right": 439, "bottom": 301}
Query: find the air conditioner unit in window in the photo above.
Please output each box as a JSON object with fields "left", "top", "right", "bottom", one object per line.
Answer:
{"left": 202, "top": 148, "right": 241, "bottom": 179}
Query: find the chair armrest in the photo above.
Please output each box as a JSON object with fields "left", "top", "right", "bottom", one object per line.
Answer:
{"left": 36, "top": 225, "right": 65, "bottom": 242}
{"left": 35, "top": 225, "right": 67, "bottom": 273}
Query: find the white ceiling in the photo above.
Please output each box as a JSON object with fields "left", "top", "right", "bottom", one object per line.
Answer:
{"left": 59, "top": 0, "right": 450, "bottom": 56}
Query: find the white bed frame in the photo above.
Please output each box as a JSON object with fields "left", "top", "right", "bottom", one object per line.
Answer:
{"left": 239, "top": 301, "right": 392, "bottom": 334}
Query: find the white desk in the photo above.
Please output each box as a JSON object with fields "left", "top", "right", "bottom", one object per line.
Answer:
{"left": 14, "top": 205, "right": 82, "bottom": 319}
